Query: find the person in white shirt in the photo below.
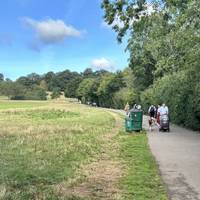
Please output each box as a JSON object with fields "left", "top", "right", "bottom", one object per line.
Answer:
{"left": 156, "top": 104, "right": 161, "bottom": 128}
{"left": 160, "top": 103, "right": 169, "bottom": 116}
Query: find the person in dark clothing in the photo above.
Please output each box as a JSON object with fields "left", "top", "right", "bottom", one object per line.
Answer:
{"left": 148, "top": 105, "right": 156, "bottom": 118}
{"left": 148, "top": 105, "right": 156, "bottom": 131}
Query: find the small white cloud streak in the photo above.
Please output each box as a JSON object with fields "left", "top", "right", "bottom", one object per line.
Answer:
{"left": 91, "top": 58, "right": 115, "bottom": 70}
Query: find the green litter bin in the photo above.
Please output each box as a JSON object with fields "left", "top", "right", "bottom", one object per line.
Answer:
{"left": 125, "top": 118, "right": 134, "bottom": 132}
{"left": 125, "top": 109, "right": 143, "bottom": 132}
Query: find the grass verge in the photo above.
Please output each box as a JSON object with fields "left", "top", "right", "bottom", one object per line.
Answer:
{"left": 118, "top": 130, "right": 168, "bottom": 200}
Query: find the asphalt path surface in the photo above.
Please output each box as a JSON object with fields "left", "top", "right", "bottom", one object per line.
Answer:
{"left": 111, "top": 109, "right": 200, "bottom": 200}
{"left": 144, "top": 116, "right": 200, "bottom": 200}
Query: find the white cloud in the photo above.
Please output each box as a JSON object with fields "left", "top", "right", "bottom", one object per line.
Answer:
{"left": 22, "top": 17, "right": 82, "bottom": 44}
{"left": 91, "top": 58, "right": 115, "bottom": 70}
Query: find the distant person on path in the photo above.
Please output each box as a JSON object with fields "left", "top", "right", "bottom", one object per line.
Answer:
{"left": 124, "top": 102, "right": 130, "bottom": 115}
{"left": 136, "top": 104, "right": 142, "bottom": 110}
{"left": 148, "top": 105, "right": 156, "bottom": 118}
{"left": 156, "top": 104, "right": 161, "bottom": 128}
{"left": 148, "top": 105, "right": 156, "bottom": 131}
{"left": 159, "top": 103, "right": 170, "bottom": 131}
{"left": 130, "top": 104, "right": 141, "bottom": 111}
{"left": 156, "top": 104, "right": 161, "bottom": 122}
{"left": 133, "top": 104, "right": 137, "bottom": 109}
{"left": 160, "top": 103, "right": 169, "bottom": 116}
{"left": 127, "top": 104, "right": 141, "bottom": 118}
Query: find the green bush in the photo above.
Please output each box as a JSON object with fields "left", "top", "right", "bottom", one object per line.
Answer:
{"left": 141, "top": 70, "right": 200, "bottom": 130}
{"left": 10, "top": 95, "right": 25, "bottom": 100}
{"left": 113, "top": 88, "right": 138, "bottom": 109}
{"left": 51, "top": 88, "right": 61, "bottom": 99}
{"left": 25, "top": 88, "right": 47, "bottom": 100}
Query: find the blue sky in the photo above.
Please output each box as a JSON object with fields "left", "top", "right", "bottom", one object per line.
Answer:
{"left": 0, "top": 0, "right": 129, "bottom": 80}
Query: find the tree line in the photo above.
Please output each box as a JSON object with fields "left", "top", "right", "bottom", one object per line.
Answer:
{"left": 102, "top": 0, "right": 200, "bottom": 130}
{"left": 0, "top": 68, "right": 138, "bottom": 108}
{"left": 0, "top": 0, "right": 200, "bottom": 130}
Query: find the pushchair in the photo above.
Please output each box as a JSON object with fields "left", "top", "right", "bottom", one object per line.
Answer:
{"left": 159, "top": 114, "right": 170, "bottom": 132}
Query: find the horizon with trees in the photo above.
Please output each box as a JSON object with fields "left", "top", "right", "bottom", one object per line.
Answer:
{"left": 1, "top": 0, "right": 200, "bottom": 131}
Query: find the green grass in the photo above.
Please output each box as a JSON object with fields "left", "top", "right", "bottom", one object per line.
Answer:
{"left": 0, "top": 100, "right": 168, "bottom": 199}
{"left": 0, "top": 101, "right": 47, "bottom": 110}
{"left": 0, "top": 96, "right": 8, "bottom": 100}
{"left": 118, "top": 130, "right": 168, "bottom": 200}
{"left": 0, "top": 101, "right": 115, "bottom": 199}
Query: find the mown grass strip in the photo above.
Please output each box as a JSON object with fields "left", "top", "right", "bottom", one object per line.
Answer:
{"left": 118, "top": 130, "right": 168, "bottom": 200}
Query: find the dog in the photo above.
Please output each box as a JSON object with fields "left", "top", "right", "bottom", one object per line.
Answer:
{"left": 148, "top": 117, "right": 156, "bottom": 131}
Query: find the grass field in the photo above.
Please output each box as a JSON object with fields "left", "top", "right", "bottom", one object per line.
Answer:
{"left": 0, "top": 100, "right": 48, "bottom": 110}
{"left": 0, "top": 96, "right": 8, "bottom": 100}
{"left": 0, "top": 100, "right": 168, "bottom": 200}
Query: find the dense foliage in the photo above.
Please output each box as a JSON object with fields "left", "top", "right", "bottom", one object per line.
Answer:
{"left": 0, "top": 0, "right": 199, "bottom": 130}
{"left": 0, "top": 80, "right": 47, "bottom": 100}
{"left": 102, "top": 0, "right": 200, "bottom": 130}
{"left": 0, "top": 68, "right": 137, "bottom": 108}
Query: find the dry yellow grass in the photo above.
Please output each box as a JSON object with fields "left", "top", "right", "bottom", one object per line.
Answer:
{"left": 0, "top": 100, "right": 116, "bottom": 200}
{"left": 0, "top": 100, "right": 168, "bottom": 200}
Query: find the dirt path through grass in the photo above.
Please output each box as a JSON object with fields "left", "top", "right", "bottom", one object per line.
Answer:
{"left": 57, "top": 111, "right": 123, "bottom": 200}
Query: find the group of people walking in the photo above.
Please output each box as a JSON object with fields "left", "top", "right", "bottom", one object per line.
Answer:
{"left": 124, "top": 102, "right": 169, "bottom": 131}
{"left": 148, "top": 103, "right": 169, "bottom": 130}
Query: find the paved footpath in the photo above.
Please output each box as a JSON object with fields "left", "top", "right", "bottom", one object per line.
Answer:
{"left": 143, "top": 116, "right": 200, "bottom": 200}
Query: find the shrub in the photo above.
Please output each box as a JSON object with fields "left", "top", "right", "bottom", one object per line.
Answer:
{"left": 113, "top": 88, "right": 138, "bottom": 109}
{"left": 141, "top": 70, "right": 200, "bottom": 130}
{"left": 25, "top": 88, "right": 47, "bottom": 100}
{"left": 51, "top": 88, "right": 61, "bottom": 99}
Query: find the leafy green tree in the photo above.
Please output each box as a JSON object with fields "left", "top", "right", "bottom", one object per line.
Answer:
{"left": 0, "top": 81, "right": 47, "bottom": 100}
{"left": 102, "top": 0, "right": 160, "bottom": 89}
{"left": 27, "top": 73, "right": 41, "bottom": 85}
{"left": 39, "top": 80, "right": 48, "bottom": 91}
{"left": 0, "top": 81, "right": 25, "bottom": 99}
{"left": 51, "top": 88, "right": 61, "bottom": 99}
{"left": 76, "top": 78, "right": 99, "bottom": 104}
{"left": 16, "top": 73, "right": 41, "bottom": 88}
{"left": 45, "top": 70, "right": 81, "bottom": 92}
{"left": 16, "top": 76, "right": 32, "bottom": 88}
{"left": 141, "top": 68, "right": 200, "bottom": 130}
{"left": 113, "top": 87, "right": 138, "bottom": 109}
{"left": 102, "top": 0, "right": 200, "bottom": 130}
{"left": 64, "top": 76, "right": 83, "bottom": 98}
{"left": 25, "top": 87, "right": 47, "bottom": 100}
{"left": 44, "top": 71, "right": 55, "bottom": 90}
{"left": 94, "top": 69, "right": 110, "bottom": 77}
{"left": 97, "top": 72, "right": 125, "bottom": 107}
{"left": 82, "top": 68, "right": 94, "bottom": 78}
